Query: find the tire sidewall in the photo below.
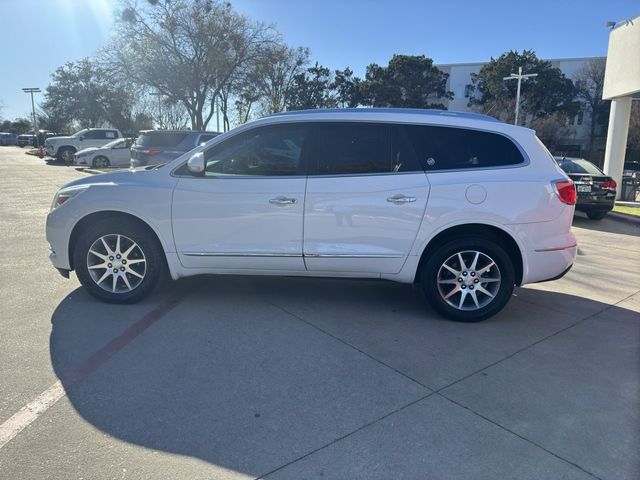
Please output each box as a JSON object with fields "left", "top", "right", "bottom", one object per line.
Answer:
{"left": 421, "top": 236, "right": 515, "bottom": 322}
{"left": 92, "top": 156, "right": 110, "bottom": 168}
{"left": 73, "top": 218, "right": 163, "bottom": 303}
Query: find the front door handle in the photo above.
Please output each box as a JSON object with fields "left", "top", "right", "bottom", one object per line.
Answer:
{"left": 269, "top": 196, "right": 297, "bottom": 206}
{"left": 387, "top": 194, "right": 417, "bottom": 204}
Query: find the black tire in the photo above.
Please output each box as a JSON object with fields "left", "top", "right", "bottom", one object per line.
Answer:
{"left": 586, "top": 210, "right": 607, "bottom": 220}
{"left": 73, "top": 217, "right": 164, "bottom": 303}
{"left": 92, "top": 156, "right": 110, "bottom": 168}
{"left": 420, "top": 236, "right": 515, "bottom": 322}
{"left": 57, "top": 147, "right": 76, "bottom": 165}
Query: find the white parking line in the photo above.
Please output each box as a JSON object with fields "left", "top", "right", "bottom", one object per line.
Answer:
{"left": 0, "top": 295, "right": 187, "bottom": 450}
{"left": 0, "top": 381, "right": 66, "bottom": 449}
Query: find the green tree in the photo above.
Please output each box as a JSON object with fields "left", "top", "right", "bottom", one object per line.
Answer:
{"left": 359, "top": 54, "right": 452, "bottom": 109}
{"left": 470, "top": 50, "right": 578, "bottom": 123}
{"left": 41, "top": 58, "right": 139, "bottom": 133}
{"left": 332, "top": 68, "right": 361, "bottom": 108}
{"left": 287, "top": 63, "right": 337, "bottom": 110}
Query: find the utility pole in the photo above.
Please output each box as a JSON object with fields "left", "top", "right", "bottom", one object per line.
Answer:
{"left": 21, "top": 87, "right": 41, "bottom": 134}
{"left": 503, "top": 67, "right": 537, "bottom": 126}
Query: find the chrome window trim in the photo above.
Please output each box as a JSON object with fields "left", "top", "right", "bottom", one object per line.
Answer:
{"left": 171, "top": 119, "right": 530, "bottom": 178}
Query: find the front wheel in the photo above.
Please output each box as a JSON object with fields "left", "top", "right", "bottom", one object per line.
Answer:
{"left": 73, "top": 218, "right": 164, "bottom": 303}
{"left": 420, "top": 237, "right": 515, "bottom": 322}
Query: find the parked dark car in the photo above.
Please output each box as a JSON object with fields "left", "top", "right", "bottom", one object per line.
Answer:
{"left": 130, "top": 130, "right": 220, "bottom": 167}
{"left": 17, "top": 134, "right": 36, "bottom": 147}
{"left": 554, "top": 156, "right": 616, "bottom": 220}
{"left": 0, "top": 132, "right": 18, "bottom": 146}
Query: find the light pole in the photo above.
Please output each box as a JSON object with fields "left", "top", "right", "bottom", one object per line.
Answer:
{"left": 21, "top": 87, "right": 41, "bottom": 134}
{"left": 503, "top": 67, "right": 537, "bottom": 125}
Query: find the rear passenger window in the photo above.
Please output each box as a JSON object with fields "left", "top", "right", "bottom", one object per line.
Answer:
{"left": 135, "top": 132, "right": 189, "bottom": 147}
{"left": 402, "top": 125, "right": 524, "bottom": 171}
{"left": 313, "top": 123, "right": 421, "bottom": 175}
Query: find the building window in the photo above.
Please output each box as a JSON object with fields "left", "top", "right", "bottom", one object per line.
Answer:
{"left": 576, "top": 111, "right": 584, "bottom": 126}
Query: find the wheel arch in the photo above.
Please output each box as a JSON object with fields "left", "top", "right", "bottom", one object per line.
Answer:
{"left": 415, "top": 223, "right": 524, "bottom": 286}
{"left": 68, "top": 210, "right": 167, "bottom": 272}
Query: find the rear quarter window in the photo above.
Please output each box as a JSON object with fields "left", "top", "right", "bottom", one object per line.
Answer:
{"left": 402, "top": 125, "right": 524, "bottom": 171}
{"left": 135, "top": 132, "right": 189, "bottom": 148}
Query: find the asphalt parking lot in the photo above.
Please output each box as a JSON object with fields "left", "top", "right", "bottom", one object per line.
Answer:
{"left": 0, "top": 146, "right": 638, "bottom": 480}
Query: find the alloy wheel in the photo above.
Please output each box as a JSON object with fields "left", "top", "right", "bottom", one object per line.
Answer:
{"left": 86, "top": 234, "right": 147, "bottom": 293}
{"left": 436, "top": 250, "right": 501, "bottom": 311}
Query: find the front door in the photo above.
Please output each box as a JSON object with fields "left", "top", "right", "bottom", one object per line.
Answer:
{"left": 172, "top": 123, "right": 311, "bottom": 271}
{"left": 303, "top": 122, "right": 430, "bottom": 274}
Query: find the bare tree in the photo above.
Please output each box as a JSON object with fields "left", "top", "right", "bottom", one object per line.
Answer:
{"left": 102, "top": 0, "right": 278, "bottom": 130}
{"left": 255, "top": 45, "right": 309, "bottom": 114}
{"left": 574, "top": 57, "right": 608, "bottom": 151}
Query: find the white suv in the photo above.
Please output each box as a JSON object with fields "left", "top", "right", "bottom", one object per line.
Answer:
{"left": 45, "top": 128, "right": 122, "bottom": 164}
{"left": 46, "top": 109, "right": 577, "bottom": 321}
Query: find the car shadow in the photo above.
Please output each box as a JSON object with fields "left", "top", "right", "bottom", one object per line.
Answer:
{"left": 572, "top": 211, "right": 639, "bottom": 236}
{"left": 49, "top": 276, "right": 637, "bottom": 477}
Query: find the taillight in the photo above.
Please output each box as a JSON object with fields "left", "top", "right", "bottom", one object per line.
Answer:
{"left": 553, "top": 180, "right": 576, "bottom": 205}
{"left": 143, "top": 149, "right": 161, "bottom": 155}
{"left": 602, "top": 179, "right": 617, "bottom": 190}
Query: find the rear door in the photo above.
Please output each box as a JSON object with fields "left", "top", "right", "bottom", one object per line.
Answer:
{"left": 303, "top": 122, "right": 430, "bottom": 274}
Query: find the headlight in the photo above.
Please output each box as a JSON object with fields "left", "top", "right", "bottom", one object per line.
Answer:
{"left": 50, "top": 185, "right": 89, "bottom": 211}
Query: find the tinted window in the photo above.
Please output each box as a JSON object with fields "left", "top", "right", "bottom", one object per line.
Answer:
{"left": 105, "top": 130, "right": 117, "bottom": 139}
{"left": 83, "top": 130, "right": 104, "bottom": 140}
{"left": 403, "top": 125, "right": 524, "bottom": 171}
{"left": 314, "top": 123, "right": 388, "bottom": 175}
{"left": 204, "top": 125, "right": 308, "bottom": 176}
{"left": 311, "top": 123, "right": 422, "bottom": 175}
{"left": 135, "top": 132, "right": 189, "bottom": 148}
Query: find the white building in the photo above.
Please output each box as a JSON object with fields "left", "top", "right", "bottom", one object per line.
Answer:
{"left": 436, "top": 57, "right": 604, "bottom": 156}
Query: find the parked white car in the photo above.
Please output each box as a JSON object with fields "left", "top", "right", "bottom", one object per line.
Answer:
{"left": 74, "top": 138, "right": 134, "bottom": 168}
{"left": 46, "top": 109, "right": 577, "bottom": 321}
{"left": 45, "top": 128, "right": 122, "bottom": 163}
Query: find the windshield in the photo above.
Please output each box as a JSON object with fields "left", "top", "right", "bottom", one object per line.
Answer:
{"left": 102, "top": 139, "right": 125, "bottom": 149}
{"left": 71, "top": 129, "right": 89, "bottom": 138}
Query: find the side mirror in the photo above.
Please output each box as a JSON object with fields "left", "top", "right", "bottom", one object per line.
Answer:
{"left": 187, "top": 152, "right": 205, "bottom": 175}
{"left": 79, "top": 136, "right": 84, "bottom": 141}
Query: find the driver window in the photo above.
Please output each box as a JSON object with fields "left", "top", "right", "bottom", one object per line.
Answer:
{"left": 204, "top": 125, "right": 309, "bottom": 176}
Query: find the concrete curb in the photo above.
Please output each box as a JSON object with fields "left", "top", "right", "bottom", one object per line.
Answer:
{"left": 608, "top": 211, "right": 640, "bottom": 225}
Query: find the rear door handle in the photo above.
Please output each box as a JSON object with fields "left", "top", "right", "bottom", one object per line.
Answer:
{"left": 387, "top": 194, "right": 417, "bottom": 204}
{"left": 269, "top": 196, "right": 297, "bottom": 206}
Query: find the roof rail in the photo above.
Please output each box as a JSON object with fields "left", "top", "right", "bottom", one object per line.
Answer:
{"left": 267, "top": 108, "right": 500, "bottom": 122}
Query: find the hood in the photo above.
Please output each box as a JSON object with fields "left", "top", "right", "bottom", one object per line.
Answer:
{"left": 75, "top": 147, "right": 100, "bottom": 156}
{"left": 46, "top": 135, "right": 72, "bottom": 143}
{"left": 60, "top": 166, "right": 157, "bottom": 189}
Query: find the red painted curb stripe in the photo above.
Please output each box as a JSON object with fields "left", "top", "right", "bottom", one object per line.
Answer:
{"left": 62, "top": 295, "right": 186, "bottom": 386}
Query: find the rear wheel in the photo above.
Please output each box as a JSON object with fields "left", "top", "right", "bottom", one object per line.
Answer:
{"left": 73, "top": 218, "right": 163, "bottom": 303}
{"left": 92, "top": 156, "right": 110, "bottom": 168}
{"left": 420, "top": 236, "right": 515, "bottom": 322}
{"left": 586, "top": 210, "right": 607, "bottom": 220}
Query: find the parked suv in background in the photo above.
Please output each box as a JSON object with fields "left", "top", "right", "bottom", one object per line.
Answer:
{"left": 47, "top": 109, "right": 577, "bottom": 322}
{"left": 554, "top": 156, "right": 616, "bottom": 220}
{"left": 17, "top": 134, "right": 36, "bottom": 147}
{"left": 130, "top": 130, "right": 220, "bottom": 167}
{"left": 45, "top": 128, "right": 122, "bottom": 164}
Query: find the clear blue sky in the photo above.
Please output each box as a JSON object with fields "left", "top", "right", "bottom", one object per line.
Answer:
{"left": 0, "top": 0, "right": 637, "bottom": 120}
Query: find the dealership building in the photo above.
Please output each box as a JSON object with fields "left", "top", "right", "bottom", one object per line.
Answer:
{"left": 436, "top": 57, "right": 604, "bottom": 155}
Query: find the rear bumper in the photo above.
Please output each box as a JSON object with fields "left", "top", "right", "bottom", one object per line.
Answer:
{"left": 575, "top": 196, "right": 615, "bottom": 212}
